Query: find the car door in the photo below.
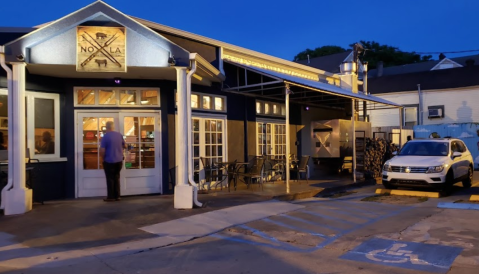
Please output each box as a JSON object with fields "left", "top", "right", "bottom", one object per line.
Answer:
{"left": 450, "top": 141, "right": 463, "bottom": 179}
{"left": 457, "top": 141, "right": 470, "bottom": 177}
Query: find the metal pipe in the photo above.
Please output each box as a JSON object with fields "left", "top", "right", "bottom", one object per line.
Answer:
{"left": 399, "top": 107, "right": 403, "bottom": 148}
{"left": 352, "top": 99, "right": 356, "bottom": 183}
{"left": 285, "top": 84, "right": 291, "bottom": 194}
{"left": 186, "top": 57, "right": 202, "bottom": 208}
{"left": 0, "top": 47, "right": 13, "bottom": 210}
{"left": 417, "top": 84, "right": 423, "bottom": 125}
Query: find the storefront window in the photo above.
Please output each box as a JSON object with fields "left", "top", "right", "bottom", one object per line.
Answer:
{"left": 0, "top": 95, "right": 7, "bottom": 151}
{"left": 265, "top": 103, "right": 270, "bottom": 114}
{"left": 77, "top": 89, "right": 95, "bottom": 105}
{"left": 34, "top": 98, "right": 55, "bottom": 155}
{"left": 257, "top": 122, "right": 286, "bottom": 157}
{"left": 256, "top": 102, "right": 262, "bottom": 114}
{"left": 120, "top": 90, "right": 136, "bottom": 105}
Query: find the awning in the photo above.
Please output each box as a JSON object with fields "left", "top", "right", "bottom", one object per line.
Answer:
{"left": 223, "top": 61, "right": 401, "bottom": 109}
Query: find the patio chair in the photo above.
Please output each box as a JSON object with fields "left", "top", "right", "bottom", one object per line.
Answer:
{"left": 290, "top": 155, "right": 310, "bottom": 184}
{"left": 236, "top": 156, "right": 265, "bottom": 191}
{"left": 200, "top": 157, "right": 227, "bottom": 190}
{"left": 169, "top": 167, "right": 176, "bottom": 191}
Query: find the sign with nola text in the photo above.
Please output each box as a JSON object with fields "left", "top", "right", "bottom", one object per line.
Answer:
{"left": 76, "top": 26, "right": 126, "bottom": 73}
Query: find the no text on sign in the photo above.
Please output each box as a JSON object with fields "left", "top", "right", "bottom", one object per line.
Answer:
{"left": 340, "top": 238, "right": 462, "bottom": 273}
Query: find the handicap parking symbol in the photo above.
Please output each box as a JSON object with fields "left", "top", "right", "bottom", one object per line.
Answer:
{"left": 340, "top": 238, "right": 463, "bottom": 273}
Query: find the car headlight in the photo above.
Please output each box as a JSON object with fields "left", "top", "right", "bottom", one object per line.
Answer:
{"left": 426, "top": 165, "right": 444, "bottom": 173}
{"left": 383, "top": 162, "right": 392, "bottom": 172}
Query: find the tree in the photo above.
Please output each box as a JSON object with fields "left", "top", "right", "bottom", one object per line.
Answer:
{"left": 293, "top": 46, "right": 346, "bottom": 62}
{"left": 352, "top": 41, "right": 433, "bottom": 69}
{"left": 293, "top": 41, "right": 433, "bottom": 69}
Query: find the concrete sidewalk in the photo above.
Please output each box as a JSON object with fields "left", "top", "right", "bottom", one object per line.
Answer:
{"left": 0, "top": 177, "right": 372, "bottom": 271}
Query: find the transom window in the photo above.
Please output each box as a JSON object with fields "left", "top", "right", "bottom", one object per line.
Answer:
{"left": 176, "top": 92, "right": 226, "bottom": 112}
{"left": 256, "top": 100, "right": 286, "bottom": 117}
{"left": 75, "top": 88, "right": 160, "bottom": 107}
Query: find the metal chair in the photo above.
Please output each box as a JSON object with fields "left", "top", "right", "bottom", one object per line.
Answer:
{"left": 236, "top": 156, "right": 265, "bottom": 191}
{"left": 200, "top": 157, "right": 227, "bottom": 190}
{"left": 168, "top": 167, "right": 176, "bottom": 191}
{"left": 290, "top": 155, "right": 310, "bottom": 184}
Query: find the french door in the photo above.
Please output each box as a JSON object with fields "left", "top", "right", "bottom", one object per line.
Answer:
{"left": 192, "top": 116, "right": 226, "bottom": 184}
{"left": 76, "top": 111, "right": 161, "bottom": 197}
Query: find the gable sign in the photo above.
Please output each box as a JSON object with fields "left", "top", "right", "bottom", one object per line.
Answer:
{"left": 76, "top": 26, "right": 126, "bottom": 73}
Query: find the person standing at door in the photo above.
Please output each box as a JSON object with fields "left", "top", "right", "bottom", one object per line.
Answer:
{"left": 100, "top": 121, "right": 126, "bottom": 202}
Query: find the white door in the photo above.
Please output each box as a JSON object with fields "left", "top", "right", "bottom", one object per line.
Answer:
{"left": 77, "top": 112, "right": 161, "bottom": 197}
{"left": 120, "top": 113, "right": 161, "bottom": 196}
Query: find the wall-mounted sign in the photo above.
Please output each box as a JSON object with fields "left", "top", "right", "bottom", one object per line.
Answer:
{"left": 85, "top": 131, "right": 95, "bottom": 140}
{"left": 76, "top": 26, "right": 126, "bottom": 73}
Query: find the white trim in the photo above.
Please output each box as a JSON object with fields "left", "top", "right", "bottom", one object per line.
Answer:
{"left": 74, "top": 87, "right": 161, "bottom": 107}
{"left": 255, "top": 120, "right": 287, "bottom": 157}
{"left": 430, "top": 58, "right": 463, "bottom": 71}
{"left": 0, "top": 89, "right": 61, "bottom": 160}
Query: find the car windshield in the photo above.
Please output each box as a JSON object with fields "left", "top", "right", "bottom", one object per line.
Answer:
{"left": 398, "top": 141, "right": 449, "bottom": 156}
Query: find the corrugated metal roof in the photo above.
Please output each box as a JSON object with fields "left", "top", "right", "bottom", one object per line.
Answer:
{"left": 230, "top": 63, "right": 401, "bottom": 107}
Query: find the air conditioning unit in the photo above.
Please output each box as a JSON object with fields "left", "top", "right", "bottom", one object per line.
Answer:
{"left": 428, "top": 108, "right": 442, "bottom": 118}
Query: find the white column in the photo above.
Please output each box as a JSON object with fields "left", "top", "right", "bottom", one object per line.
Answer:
{"left": 285, "top": 85, "right": 290, "bottom": 193}
{"left": 352, "top": 99, "right": 356, "bottom": 183}
{"left": 5, "top": 62, "right": 32, "bottom": 215}
{"left": 174, "top": 67, "right": 193, "bottom": 209}
{"left": 399, "top": 107, "right": 403, "bottom": 148}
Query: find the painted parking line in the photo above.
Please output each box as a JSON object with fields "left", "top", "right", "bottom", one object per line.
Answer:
{"left": 376, "top": 189, "right": 442, "bottom": 198}
{"left": 470, "top": 195, "right": 479, "bottom": 202}
{"left": 341, "top": 238, "right": 462, "bottom": 273}
{"left": 438, "top": 202, "right": 479, "bottom": 210}
{"left": 211, "top": 202, "right": 413, "bottom": 253}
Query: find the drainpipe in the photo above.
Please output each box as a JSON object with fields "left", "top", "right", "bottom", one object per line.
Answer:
{"left": 0, "top": 46, "right": 13, "bottom": 210}
{"left": 417, "top": 84, "right": 423, "bottom": 125}
{"left": 186, "top": 55, "right": 202, "bottom": 208}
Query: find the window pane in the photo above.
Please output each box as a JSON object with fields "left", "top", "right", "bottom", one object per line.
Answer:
{"left": 124, "top": 117, "right": 139, "bottom": 142}
{"left": 211, "top": 120, "right": 217, "bottom": 131}
{"left": 256, "top": 102, "right": 262, "bottom": 114}
{"left": 141, "top": 144, "right": 155, "bottom": 169}
{"left": 82, "top": 117, "right": 98, "bottom": 169}
{"left": 140, "top": 117, "right": 155, "bottom": 141}
{"left": 120, "top": 90, "right": 136, "bottom": 105}
{"left": 193, "top": 119, "right": 200, "bottom": 131}
{"left": 203, "top": 96, "right": 211, "bottom": 109}
{"left": 0, "top": 95, "right": 7, "bottom": 150}
{"left": 191, "top": 94, "right": 199, "bottom": 108}
{"left": 217, "top": 121, "right": 222, "bottom": 132}
{"left": 77, "top": 89, "right": 95, "bottom": 105}
{"left": 265, "top": 103, "right": 270, "bottom": 114}
{"left": 215, "top": 97, "right": 224, "bottom": 111}
{"left": 99, "top": 90, "right": 117, "bottom": 105}
{"left": 140, "top": 90, "right": 159, "bottom": 105}
{"left": 125, "top": 143, "right": 140, "bottom": 169}
{"left": 281, "top": 105, "right": 286, "bottom": 116}
{"left": 34, "top": 98, "right": 55, "bottom": 154}
{"left": 273, "top": 104, "right": 279, "bottom": 114}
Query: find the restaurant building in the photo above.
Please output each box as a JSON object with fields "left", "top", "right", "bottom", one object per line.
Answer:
{"left": 0, "top": 1, "right": 399, "bottom": 214}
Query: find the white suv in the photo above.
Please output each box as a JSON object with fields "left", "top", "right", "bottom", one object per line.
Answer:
{"left": 382, "top": 138, "right": 474, "bottom": 190}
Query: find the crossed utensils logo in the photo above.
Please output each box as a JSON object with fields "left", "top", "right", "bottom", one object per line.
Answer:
{"left": 80, "top": 31, "right": 122, "bottom": 68}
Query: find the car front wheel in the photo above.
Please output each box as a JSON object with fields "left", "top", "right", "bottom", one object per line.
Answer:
{"left": 463, "top": 166, "right": 473, "bottom": 188}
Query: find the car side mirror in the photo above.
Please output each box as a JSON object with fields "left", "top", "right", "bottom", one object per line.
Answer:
{"left": 392, "top": 151, "right": 397, "bottom": 156}
{"left": 452, "top": 152, "right": 462, "bottom": 158}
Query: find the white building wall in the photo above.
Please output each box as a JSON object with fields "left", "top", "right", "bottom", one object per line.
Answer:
{"left": 368, "top": 92, "right": 418, "bottom": 127}
{"left": 423, "top": 86, "right": 479, "bottom": 124}
{"left": 368, "top": 86, "right": 479, "bottom": 127}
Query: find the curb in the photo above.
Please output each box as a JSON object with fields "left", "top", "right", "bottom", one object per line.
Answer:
{"left": 438, "top": 202, "right": 479, "bottom": 210}
{"left": 376, "top": 189, "right": 443, "bottom": 198}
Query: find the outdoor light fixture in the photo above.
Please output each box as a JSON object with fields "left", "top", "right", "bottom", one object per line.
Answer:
{"left": 114, "top": 78, "right": 121, "bottom": 84}
{"left": 168, "top": 55, "right": 176, "bottom": 66}
{"left": 16, "top": 54, "right": 25, "bottom": 61}
{"left": 304, "top": 106, "right": 310, "bottom": 111}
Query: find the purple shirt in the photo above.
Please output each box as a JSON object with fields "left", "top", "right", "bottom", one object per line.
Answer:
{"left": 100, "top": 131, "right": 125, "bottom": 163}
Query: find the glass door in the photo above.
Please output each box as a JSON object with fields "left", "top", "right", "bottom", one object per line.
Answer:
{"left": 77, "top": 113, "right": 119, "bottom": 198}
{"left": 192, "top": 117, "right": 226, "bottom": 184}
{"left": 120, "top": 113, "right": 161, "bottom": 195}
